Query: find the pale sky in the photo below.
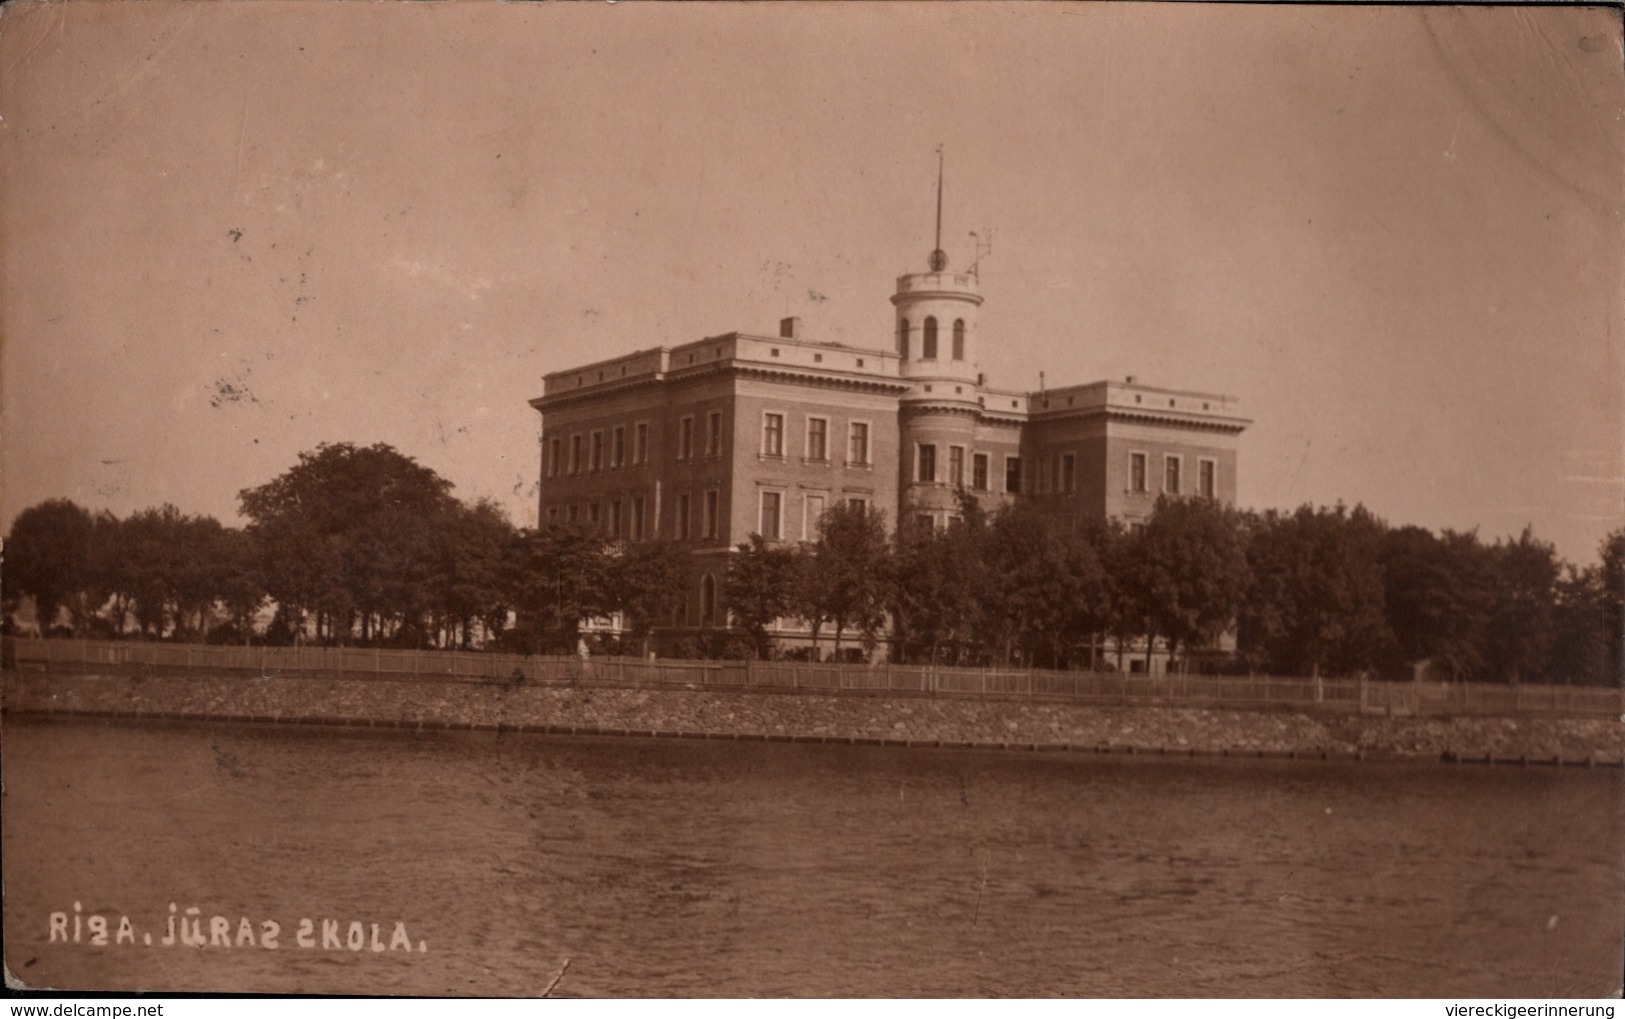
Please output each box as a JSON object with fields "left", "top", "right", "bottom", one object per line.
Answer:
{"left": 3, "top": 2, "right": 1621, "bottom": 563}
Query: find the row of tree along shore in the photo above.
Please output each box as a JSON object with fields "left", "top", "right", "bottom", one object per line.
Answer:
{"left": 5, "top": 442, "right": 1621, "bottom": 685}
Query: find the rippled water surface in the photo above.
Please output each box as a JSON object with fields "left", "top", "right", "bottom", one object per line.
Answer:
{"left": 4, "top": 716, "right": 1621, "bottom": 996}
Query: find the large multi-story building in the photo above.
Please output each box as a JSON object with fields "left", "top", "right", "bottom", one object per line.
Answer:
{"left": 530, "top": 228, "right": 1249, "bottom": 651}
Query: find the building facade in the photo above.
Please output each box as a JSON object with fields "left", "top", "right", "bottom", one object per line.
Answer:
{"left": 530, "top": 240, "right": 1249, "bottom": 652}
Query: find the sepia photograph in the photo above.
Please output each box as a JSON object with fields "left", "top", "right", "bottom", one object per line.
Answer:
{"left": 2, "top": 0, "right": 1622, "bottom": 1000}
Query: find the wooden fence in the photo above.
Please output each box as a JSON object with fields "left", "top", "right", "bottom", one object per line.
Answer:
{"left": 5, "top": 637, "right": 1621, "bottom": 719}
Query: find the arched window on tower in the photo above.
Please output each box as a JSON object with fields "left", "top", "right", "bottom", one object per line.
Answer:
{"left": 898, "top": 318, "right": 909, "bottom": 359}
{"left": 952, "top": 319, "right": 965, "bottom": 360}
{"left": 923, "top": 317, "right": 938, "bottom": 359}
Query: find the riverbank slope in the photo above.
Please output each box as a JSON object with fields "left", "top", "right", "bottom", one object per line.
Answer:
{"left": 5, "top": 669, "right": 1621, "bottom": 765}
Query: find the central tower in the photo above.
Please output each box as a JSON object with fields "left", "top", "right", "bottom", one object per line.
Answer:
{"left": 893, "top": 150, "right": 985, "bottom": 527}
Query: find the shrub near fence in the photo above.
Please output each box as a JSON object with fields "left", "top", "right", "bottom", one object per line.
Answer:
{"left": 4, "top": 637, "right": 1621, "bottom": 719}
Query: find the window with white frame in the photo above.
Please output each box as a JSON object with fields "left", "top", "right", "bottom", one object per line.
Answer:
{"left": 590, "top": 431, "right": 604, "bottom": 471}
{"left": 1005, "top": 455, "right": 1021, "bottom": 494}
{"left": 804, "top": 493, "right": 826, "bottom": 540}
{"left": 676, "top": 493, "right": 691, "bottom": 540}
{"left": 570, "top": 434, "right": 584, "bottom": 475}
{"left": 704, "top": 490, "right": 720, "bottom": 539}
{"left": 632, "top": 495, "right": 646, "bottom": 540}
{"left": 847, "top": 496, "right": 868, "bottom": 514}
{"left": 1199, "top": 458, "right": 1217, "bottom": 499}
{"left": 678, "top": 416, "right": 694, "bottom": 460}
{"left": 612, "top": 426, "right": 626, "bottom": 468}
{"left": 848, "top": 421, "right": 870, "bottom": 466}
{"left": 972, "top": 453, "right": 989, "bottom": 491}
{"left": 806, "top": 417, "right": 828, "bottom": 462}
{"left": 917, "top": 443, "right": 937, "bottom": 483}
{"left": 634, "top": 421, "right": 649, "bottom": 463}
{"left": 948, "top": 446, "right": 965, "bottom": 487}
{"left": 759, "top": 490, "right": 782, "bottom": 541}
{"left": 706, "top": 411, "right": 723, "bottom": 456}
{"left": 547, "top": 437, "right": 561, "bottom": 477}
{"left": 763, "top": 412, "right": 785, "bottom": 457}
{"left": 1129, "top": 452, "right": 1148, "bottom": 493}
{"left": 1164, "top": 455, "right": 1182, "bottom": 495}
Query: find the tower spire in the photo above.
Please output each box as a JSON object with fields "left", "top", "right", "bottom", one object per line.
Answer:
{"left": 930, "top": 145, "right": 947, "bottom": 272}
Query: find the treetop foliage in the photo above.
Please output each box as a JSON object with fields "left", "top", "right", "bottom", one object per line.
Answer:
{"left": 3, "top": 442, "right": 1620, "bottom": 683}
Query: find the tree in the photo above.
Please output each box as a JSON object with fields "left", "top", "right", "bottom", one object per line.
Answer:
{"left": 1380, "top": 526, "right": 1495, "bottom": 680}
{"left": 5, "top": 499, "right": 94, "bottom": 633}
{"left": 1482, "top": 527, "right": 1560, "bottom": 684}
{"left": 429, "top": 499, "right": 516, "bottom": 649}
{"left": 239, "top": 443, "right": 459, "bottom": 644}
{"left": 510, "top": 523, "right": 613, "bottom": 654}
{"left": 609, "top": 539, "right": 690, "bottom": 656}
{"left": 888, "top": 497, "right": 990, "bottom": 664}
{"left": 1547, "top": 563, "right": 1610, "bottom": 685}
{"left": 981, "top": 503, "right": 1107, "bottom": 668}
{"left": 1130, "top": 496, "right": 1249, "bottom": 670}
{"left": 1601, "top": 528, "right": 1625, "bottom": 682}
{"left": 798, "top": 502, "right": 891, "bottom": 659}
{"left": 723, "top": 534, "right": 799, "bottom": 658}
{"left": 1237, "top": 504, "right": 1391, "bottom": 677}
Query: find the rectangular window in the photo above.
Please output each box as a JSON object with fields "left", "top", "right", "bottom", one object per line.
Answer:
{"left": 916, "top": 513, "right": 935, "bottom": 532}
{"left": 632, "top": 495, "right": 646, "bottom": 541}
{"left": 612, "top": 426, "right": 626, "bottom": 468}
{"left": 590, "top": 431, "right": 604, "bottom": 471}
{"left": 1005, "top": 455, "right": 1022, "bottom": 494}
{"left": 706, "top": 411, "right": 723, "bottom": 456}
{"left": 679, "top": 416, "right": 694, "bottom": 460}
{"left": 570, "top": 435, "right": 584, "bottom": 474}
{"left": 760, "top": 491, "right": 782, "bottom": 541}
{"left": 1164, "top": 455, "right": 1181, "bottom": 495}
{"left": 546, "top": 506, "right": 559, "bottom": 523}
{"left": 847, "top": 497, "right": 868, "bottom": 514}
{"left": 705, "top": 490, "right": 720, "bottom": 539}
{"left": 948, "top": 446, "right": 965, "bottom": 487}
{"left": 848, "top": 422, "right": 870, "bottom": 466}
{"left": 972, "top": 453, "right": 989, "bottom": 492}
{"left": 806, "top": 417, "right": 828, "bottom": 462}
{"left": 588, "top": 502, "right": 601, "bottom": 526}
{"left": 634, "top": 422, "right": 649, "bottom": 464}
{"left": 918, "top": 443, "right": 937, "bottom": 483}
{"left": 1062, "top": 453, "right": 1076, "bottom": 493}
{"left": 676, "top": 494, "right": 691, "bottom": 540}
{"left": 548, "top": 437, "right": 561, "bottom": 477}
{"left": 610, "top": 499, "right": 622, "bottom": 538}
{"left": 763, "top": 413, "right": 785, "bottom": 457}
{"left": 1130, "top": 452, "right": 1147, "bottom": 493}
{"left": 1199, "top": 459, "right": 1216, "bottom": 499}
{"left": 804, "top": 493, "right": 826, "bottom": 540}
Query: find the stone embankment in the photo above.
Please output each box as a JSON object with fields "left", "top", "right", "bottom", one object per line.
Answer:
{"left": 4, "top": 670, "right": 1621, "bottom": 766}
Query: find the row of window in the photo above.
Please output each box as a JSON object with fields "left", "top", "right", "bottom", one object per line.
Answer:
{"left": 909, "top": 444, "right": 1219, "bottom": 498}
{"left": 548, "top": 412, "right": 876, "bottom": 477}
{"left": 897, "top": 316, "right": 967, "bottom": 361}
{"left": 914, "top": 444, "right": 1015, "bottom": 492}
{"left": 547, "top": 421, "right": 655, "bottom": 477}
{"left": 760, "top": 412, "right": 870, "bottom": 465}
{"left": 546, "top": 489, "right": 871, "bottom": 544}
{"left": 1128, "top": 452, "right": 1217, "bottom": 498}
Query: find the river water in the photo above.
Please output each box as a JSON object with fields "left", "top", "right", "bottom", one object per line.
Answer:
{"left": 3, "top": 716, "right": 1621, "bottom": 997}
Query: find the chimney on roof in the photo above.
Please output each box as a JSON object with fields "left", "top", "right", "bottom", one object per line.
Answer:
{"left": 779, "top": 316, "right": 801, "bottom": 340}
